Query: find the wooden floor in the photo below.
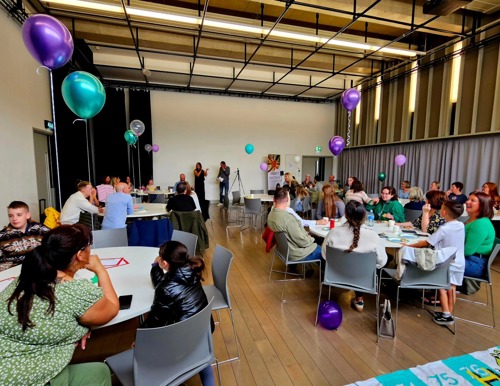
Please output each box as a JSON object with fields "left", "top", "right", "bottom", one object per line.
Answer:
{"left": 72, "top": 205, "right": 500, "bottom": 385}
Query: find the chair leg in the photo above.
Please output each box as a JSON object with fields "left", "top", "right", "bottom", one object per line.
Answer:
{"left": 217, "top": 308, "right": 240, "bottom": 365}
{"left": 214, "top": 359, "right": 222, "bottom": 385}
{"left": 281, "top": 265, "right": 289, "bottom": 302}
{"left": 456, "top": 281, "right": 495, "bottom": 328}
{"left": 315, "top": 282, "right": 324, "bottom": 325}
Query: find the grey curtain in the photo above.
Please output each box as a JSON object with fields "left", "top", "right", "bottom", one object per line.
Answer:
{"left": 338, "top": 134, "right": 500, "bottom": 195}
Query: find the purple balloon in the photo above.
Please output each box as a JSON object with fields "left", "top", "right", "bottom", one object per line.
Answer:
{"left": 318, "top": 301, "right": 343, "bottom": 330}
{"left": 341, "top": 88, "right": 361, "bottom": 112}
{"left": 22, "top": 14, "right": 74, "bottom": 70}
{"left": 152, "top": 144, "right": 160, "bottom": 152}
{"left": 395, "top": 154, "right": 406, "bottom": 166}
{"left": 260, "top": 162, "right": 267, "bottom": 171}
{"left": 329, "top": 136, "right": 345, "bottom": 156}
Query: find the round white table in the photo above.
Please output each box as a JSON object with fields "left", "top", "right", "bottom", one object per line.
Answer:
{"left": 309, "top": 221, "right": 429, "bottom": 249}
{"left": 244, "top": 194, "right": 274, "bottom": 202}
{"left": 128, "top": 203, "right": 169, "bottom": 218}
{"left": 0, "top": 246, "right": 158, "bottom": 329}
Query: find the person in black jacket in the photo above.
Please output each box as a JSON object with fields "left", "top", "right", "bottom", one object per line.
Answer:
{"left": 166, "top": 182, "right": 196, "bottom": 212}
{"left": 142, "top": 241, "right": 215, "bottom": 386}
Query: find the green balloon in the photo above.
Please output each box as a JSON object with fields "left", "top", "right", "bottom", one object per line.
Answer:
{"left": 378, "top": 172, "right": 386, "bottom": 182}
{"left": 124, "top": 130, "right": 138, "bottom": 145}
{"left": 61, "top": 71, "right": 106, "bottom": 119}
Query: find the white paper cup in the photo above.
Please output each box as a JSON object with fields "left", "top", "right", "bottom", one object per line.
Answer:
{"left": 393, "top": 225, "right": 401, "bottom": 234}
{"left": 323, "top": 217, "right": 329, "bottom": 221}
{"left": 250, "top": 194, "right": 254, "bottom": 198}
{"left": 388, "top": 220, "right": 395, "bottom": 228}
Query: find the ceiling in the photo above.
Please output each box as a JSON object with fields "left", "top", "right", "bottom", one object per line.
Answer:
{"left": 10, "top": 0, "right": 500, "bottom": 101}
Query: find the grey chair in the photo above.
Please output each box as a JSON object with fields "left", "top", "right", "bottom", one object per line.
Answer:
{"left": 269, "top": 231, "right": 321, "bottom": 302}
{"left": 203, "top": 245, "right": 240, "bottom": 364}
{"left": 242, "top": 197, "right": 266, "bottom": 229}
{"left": 316, "top": 247, "right": 379, "bottom": 337}
{"left": 171, "top": 230, "right": 198, "bottom": 257}
{"left": 404, "top": 208, "right": 422, "bottom": 222}
{"left": 456, "top": 238, "right": 500, "bottom": 328}
{"left": 458, "top": 215, "right": 470, "bottom": 223}
{"left": 150, "top": 194, "right": 166, "bottom": 204}
{"left": 250, "top": 189, "right": 264, "bottom": 194}
{"left": 105, "top": 298, "right": 219, "bottom": 386}
{"left": 379, "top": 258, "right": 454, "bottom": 340}
{"left": 92, "top": 228, "right": 128, "bottom": 248}
{"left": 223, "top": 195, "right": 242, "bottom": 236}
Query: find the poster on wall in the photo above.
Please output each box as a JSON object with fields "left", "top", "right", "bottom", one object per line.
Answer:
{"left": 267, "top": 154, "right": 282, "bottom": 190}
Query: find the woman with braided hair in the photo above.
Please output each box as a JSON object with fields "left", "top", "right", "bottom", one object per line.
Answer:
{"left": 321, "top": 201, "right": 387, "bottom": 312}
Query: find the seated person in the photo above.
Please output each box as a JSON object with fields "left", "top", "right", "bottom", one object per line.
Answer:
{"left": 481, "top": 182, "right": 499, "bottom": 202}
{"left": 294, "top": 186, "right": 309, "bottom": 213}
{"left": 0, "top": 201, "right": 50, "bottom": 272}
{"left": 96, "top": 176, "right": 114, "bottom": 206}
{"left": 283, "top": 173, "right": 299, "bottom": 199}
{"left": 146, "top": 179, "right": 156, "bottom": 192}
{"left": 142, "top": 241, "right": 215, "bottom": 385}
{"left": 322, "top": 201, "right": 387, "bottom": 312}
{"left": 446, "top": 181, "right": 467, "bottom": 204}
{"left": 167, "top": 183, "right": 196, "bottom": 212}
{"left": 429, "top": 181, "right": 440, "bottom": 191}
{"left": 398, "top": 190, "right": 446, "bottom": 234}
{"left": 345, "top": 180, "right": 371, "bottom": 204}
{"left": 398, "top": 180, "right": 411, "bottom": 199}
{"left": 102, "top": 182, "right": 134, "bottom": 230}
{"left": 173, "top": 173, "right": 186, "bottom": 192}
{"left": 60, "top": 181, "right": 102, "bottom": 225}
{"left": 316, "top": 185, "right": 345, "bottom": 219}
{"left": 0, "top": 224, "right": 119, "bottom": 385}
{"left": 463, "top": 192, "right": 495, "bottom": 279}
{"left": 186, "top": 182, "right": 201, "bottom": 211}
{"left": 267, "top": 188, "right": 322, "bottom": 264}
{"left": 125, "top": 176, "right": 134, "bottom": 191}
{"left": 302, "top": 174, "right": 313, "bottom": 187}
{"left": 404, "top": 187, "right": 425, "bottom": 210}
{"left": 365, "top": 186, "right": 405, "bottom": 222}
{"left": 402, "top": 200, "right": 465, "bottom": 326}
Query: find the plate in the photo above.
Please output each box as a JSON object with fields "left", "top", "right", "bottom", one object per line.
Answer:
{"left": 322, "top": 227, "right": 331, "bottom": 231}
{"left": 399, "top": 233, "right": 417, "bottom": 239}
{"left": 387, "top": 237, "right": 402, "bottom": 243}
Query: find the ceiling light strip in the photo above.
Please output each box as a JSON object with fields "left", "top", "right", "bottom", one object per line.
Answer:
{"left": 39, "top": 0, "right": 420, "bottom": 57}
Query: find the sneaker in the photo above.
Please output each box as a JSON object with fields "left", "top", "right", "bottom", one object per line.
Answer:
{"left": 217, "top": 203, "right": 223, "bottom": 207}
{"left": 351, "top": 298, "right": 364, "bottom": 312}
{"left": 433, "top": 314, "right": 454, "bottom": 326}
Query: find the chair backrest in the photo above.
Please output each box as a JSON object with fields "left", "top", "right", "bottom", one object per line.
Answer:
{"left": 92, "top": 228, "right": 128, "bottom": 248}
{"left": 302, "top": 195, "right": 311, "bottom": 211}
{"left": 250, "top": 189, "right": 264, "bottom": 194}
{"left": 171, "top": 230, "right": 198, "bottom": 257}
{"left": 458, "top": 215, "right": 469, "bottom": 223}
{"left": 244, "top": 197, "right": 262, "bottom": 215}
{"left": 232, "top": 191, "right": 241, "bottom": 204}
{"left": 324, "top": 246, "right": 377, "bottom": 294}
{"left": 486, "top": 238, "right": 500, "bottom": 279}
{"left": 404, "top": 208, "right": 422, "bottom": 222}
{"left": 400, "top": 259, "right": 452, "bottom": 290}
{"left": 133, "top": 298, "right": 214, "bottom": 386}
{"left": 273, "top": 232, "right": 290, "bottom": 263}
{"left": 150, "top": 194, "right": 166, "bottom": 204}
{"left": 212, "top": 245, "right": 234, "bottom": 306}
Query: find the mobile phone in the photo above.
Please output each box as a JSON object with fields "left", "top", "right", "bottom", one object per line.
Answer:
{"left": 119, "top": 295, "right": 133, "bottom": 310}
{"left": 401, "top": 229, "right": 417, "bottom": 234}
{"left": 378, "top": 233, "right": 388, "bottom": 238}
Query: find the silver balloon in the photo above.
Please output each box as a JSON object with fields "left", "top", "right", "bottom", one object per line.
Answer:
{"left": 144, "top": 144, "right": 152, "bottom": 153}
{"left": 130, "top": 119, "right": 145, "bottom": 136}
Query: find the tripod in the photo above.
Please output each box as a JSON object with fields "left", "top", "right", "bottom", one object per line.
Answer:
{"left": 229, "top": 168, "right": 246, "bottom": 196}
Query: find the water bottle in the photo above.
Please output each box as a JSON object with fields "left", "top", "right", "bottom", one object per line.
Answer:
{"left": 367, "top": 210, "right": 375, "bottom": 228}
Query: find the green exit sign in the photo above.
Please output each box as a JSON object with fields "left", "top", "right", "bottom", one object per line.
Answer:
{"left": 44, "top": 120, "right": 54, "bottom": 130}
{"left": 315, "top": 146, "right": 322, "bottom": 153}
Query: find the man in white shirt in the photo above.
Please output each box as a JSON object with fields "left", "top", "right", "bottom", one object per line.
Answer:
{"left": 60, "top": 181, "right": 103, "bottom": 225}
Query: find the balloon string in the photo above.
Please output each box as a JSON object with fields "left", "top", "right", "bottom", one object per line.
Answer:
{"left": 346, "top": 111, "right": 351, "bottom": 147}
{"left": 36, "top": 66, "right": 50, "bottom": 75}
{"left": 72, "top": 119, "right": 85, "bottom": 124}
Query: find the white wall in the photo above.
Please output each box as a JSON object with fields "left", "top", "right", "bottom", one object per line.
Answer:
{"left": 0, "top": 11, "right": 51, "bottom": 224}
{"left": 151, "top": 92, "right": 336, "bottom": 200}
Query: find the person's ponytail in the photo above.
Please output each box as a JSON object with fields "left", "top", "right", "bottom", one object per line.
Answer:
{"left": 187, "top": 256, "right": 206, "bottom": 280}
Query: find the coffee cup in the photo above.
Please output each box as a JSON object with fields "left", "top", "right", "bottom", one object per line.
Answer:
{"left": 388, "top": 220, "right": 395, "bottom": 228}
{"left": 323, "top": 217, "right": 329, "bottom": 222}
{"left": 393, "top": 225, "right": 401, "bottom": 234}
{"left": 250, "top": 194, "right": 254, "bottom": 198}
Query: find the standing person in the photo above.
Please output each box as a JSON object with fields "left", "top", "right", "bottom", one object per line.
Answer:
{"left": 217, "top": 161, "right": 230, "bottom": 207}
{"left": 321, "top": 201, "right": 387, "bottom": 312}
{"left": 142, "top": 241, "right": 215, "bottom": 385}
{"left": 60, "top": 181, "right": 103, "bottom": 225}
{"left": 0, "top": 224, "right": 119, "bottom": 385}
{"left": 0, "top": 201, "right": 50, "bottom": 272}
{"left": 194, "top": 162, "right": 209, "bottom": 202}
{"left": 284, "top": 172, "right": 299, "bottom": 199}
{"left": 102, "top": 182, "right": 134, "bottom": 230}
{"left": 96, "top": 176, "right": 114, "bottom": 206}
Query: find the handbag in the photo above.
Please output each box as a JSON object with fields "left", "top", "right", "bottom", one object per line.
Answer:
{"left": 379, "top": 299, "right": 395, "bottom": 339}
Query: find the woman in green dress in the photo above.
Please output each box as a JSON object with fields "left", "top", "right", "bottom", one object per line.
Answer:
{"left": 0, "top": 224, "right": 119, "bottom": 386}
